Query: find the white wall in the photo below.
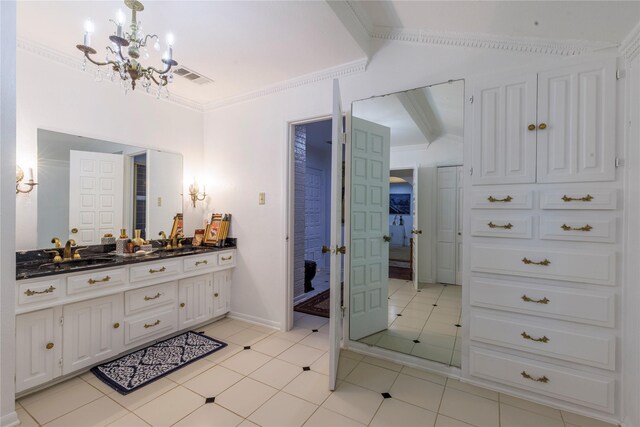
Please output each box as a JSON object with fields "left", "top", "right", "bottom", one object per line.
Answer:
{"left": 146, "top": 150, "right": 184, "bottom": 239}
{"left": 16, "top": 50, "right": 204, "bottom": 250}
{"left": 202, "top": 38, "right": 599, "bottom": 328}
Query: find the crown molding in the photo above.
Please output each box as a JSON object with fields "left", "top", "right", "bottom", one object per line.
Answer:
{"left": 621, "top": 20, "right": 640, "bottom": 61}
{"left": 369, "top": 26, "right": 617, "bottom": 57}
{"left": 16, "top": 37, "right": 205, "bottom": 112}
{"left": 204, "top": 58, "right": 368, "bottom": 111}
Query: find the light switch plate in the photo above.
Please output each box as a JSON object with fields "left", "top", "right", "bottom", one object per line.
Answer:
{"left": 259, "top": 192, "right": 266, "bottom": 205}
{"left": 157, "top": 197, "right": 162, "bottom": 207}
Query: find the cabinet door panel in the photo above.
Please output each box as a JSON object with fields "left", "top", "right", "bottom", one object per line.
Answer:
{"left": 213, "top": 270, "right": 231, "bottom": 317}
{"left": 16, "top": 309, "right": 56, "bottom": 392}
{"left": 472, "top": 73, "right": 537, "bottom": 185}
{"left": 178, "top": 275, "right": 212, "bottom": 330}
{"left": 537, "top": 60, "right": 616, "bottom": 183}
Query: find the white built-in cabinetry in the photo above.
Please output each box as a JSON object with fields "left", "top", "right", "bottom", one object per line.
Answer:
{"left": 466, "top": 58, "right": 620, "bottom": 419}
{"left": 14, "top": 249, "right": 236, "bottom": 394}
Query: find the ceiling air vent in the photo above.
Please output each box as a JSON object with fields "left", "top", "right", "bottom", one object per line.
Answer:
{"left": 173, "top": 66, "right": 213, "bottom": 85}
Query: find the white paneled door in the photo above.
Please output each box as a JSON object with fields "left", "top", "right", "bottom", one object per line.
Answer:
{"left": 412, "top": 167, "right": 420, "bottom": 290}
{"left": 349, "top": 116, "right": 391, "bottom": 341}
{"left": 436, "top": 167, "right": 457, "bottom": 285}
{"left": 69, "top": 150, "right": 124, "bottom": 244}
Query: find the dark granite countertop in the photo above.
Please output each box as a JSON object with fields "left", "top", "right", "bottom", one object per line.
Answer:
{"left": 16, "top": 239, "right": 237, "bottom": 281}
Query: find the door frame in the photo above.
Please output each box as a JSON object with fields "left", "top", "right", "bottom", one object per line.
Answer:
{"left": 283, "top": 114, "right": 332, "bottom": 332}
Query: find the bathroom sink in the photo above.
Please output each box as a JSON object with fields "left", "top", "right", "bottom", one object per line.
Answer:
{"left": 156, "top": 246, "right": 203, "bottom": 257}
{"left": 38, "top": 256, "right": 118, "bottom": 271}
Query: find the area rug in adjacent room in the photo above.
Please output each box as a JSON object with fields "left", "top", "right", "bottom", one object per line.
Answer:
{"left": 91, "top": 331, "right": 226, "bottom": 395}
{"left": 294, "top": 289, "right": 330, "bottom": 318}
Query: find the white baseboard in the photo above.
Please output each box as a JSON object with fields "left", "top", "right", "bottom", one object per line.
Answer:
{"left": 228, "top": 311, "right": 281, "bottom": 330}
{"left": 1, "top": 411, "right": 19, "bottom": 427}
{"left": 293, "top": 293, "right": 307, "bottom": 304}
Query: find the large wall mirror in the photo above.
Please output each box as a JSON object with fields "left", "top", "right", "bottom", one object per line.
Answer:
{"left": 19, "top": 129, "right": 183, "bottom": 251}
{"left": 350, "top": 80, "right": 464, "bottom": 368}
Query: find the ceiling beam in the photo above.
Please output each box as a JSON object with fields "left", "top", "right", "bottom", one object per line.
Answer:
{"left": 395, "top": 90, "right": 442, "bottom": 144}
{"left": 325, "top": 1, "right": 372, "bottom": 59}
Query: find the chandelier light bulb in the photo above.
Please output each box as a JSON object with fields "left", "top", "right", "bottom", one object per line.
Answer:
{"left": 116, "top": 9, "right": 126, "bottom": 25}
{"left": 166, "top": 33, "right": 175, "bottom": 46}
{"left": 84, "top": 19, "right": 95, "bottom": 34}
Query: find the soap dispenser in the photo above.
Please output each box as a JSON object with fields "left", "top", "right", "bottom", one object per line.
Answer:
{"left": 116, "top": 229, "right": 128, "bottom": 255}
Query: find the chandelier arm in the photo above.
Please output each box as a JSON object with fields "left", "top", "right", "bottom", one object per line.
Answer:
{"left": 148, "top": 73, "right": 167, "bottom": 87}
{"left": 148, "top": 63, "right": 173, "bottom": 75}
{"left": 141, "top": 34, "right": 159, "bottom": 47}
{"left": 84, "top": 52, "right": 119, "bottom": 68}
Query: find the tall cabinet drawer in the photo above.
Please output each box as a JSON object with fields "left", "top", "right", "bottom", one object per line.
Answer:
{"left": 470, "top": 347, "right": 615, "bottom": 413}
{"left": 470, "top": 245, "right": 616, "bottom": 286}
{"left": 539, "top": 190, "right": 617, "bottom": 210}
{"left": 470, "top": 190, "right": 533, "bottom": 209}
{"left": 470, "top": 216, "right": 532, "bottom": 239}
{"left": 539, "top": 217, "right": 616, "bottom": 243}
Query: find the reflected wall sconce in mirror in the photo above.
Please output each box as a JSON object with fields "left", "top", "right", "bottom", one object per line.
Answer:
{"left": 188, "top": 180, "right": 206, "bottom": 207}
{"left": 16, "top": 165, "right": 38, "bottom": 194}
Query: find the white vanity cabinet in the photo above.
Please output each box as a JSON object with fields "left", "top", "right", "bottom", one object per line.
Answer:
{"left": 15, "top": 248, "right": 236, "bottom": 395}
{"left": 471, "top": 59, "right": 616, "bottom": 185}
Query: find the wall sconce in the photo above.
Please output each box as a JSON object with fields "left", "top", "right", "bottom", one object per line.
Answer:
{"left": 16, "top": 165, "right": 38, "bottom": 194}
{"left": 188, "top": 180, "right": 206, "bottom": 207}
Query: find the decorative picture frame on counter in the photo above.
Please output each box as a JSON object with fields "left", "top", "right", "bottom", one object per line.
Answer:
{"left": 170, "top": 213, "right": 183, "bottom": 239}
{"left": 204, "top": 213, "right": 223, "bottom": 245}
{"left": 192, "top": 229, "right": 205, "bottom": 246}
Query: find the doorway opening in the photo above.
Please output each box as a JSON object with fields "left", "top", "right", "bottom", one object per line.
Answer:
{"left": 389, "top": 169, "right": 414, "bottom": 281}
{"left": 132, "top": 153, "right": 147, "bottom": 239}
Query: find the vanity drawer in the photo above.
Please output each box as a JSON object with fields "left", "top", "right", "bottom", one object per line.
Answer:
{"left": 540, "top": 190, "right": 617, "bottom": 210}
{"left": 470, "top": 311, "right": 615, "bottom": 370}
{"left": 18, "top": 277, "right": 63, "bottom": 307}
{"left": 470, "top": 277, "right": 615, "bottom": 327}
{"left": 470, "top": 347, "right": 615, "bottom": 413}
{"left": 125, "top": 281, "right": 177, "bottom": 316}
{"left": 67, "top": 268, "right": 126, "bottom": 295}
{"left": 470, "top": 216, "right": 532, "bottom": 239}
{"left": 183, "top": 254, "right": 217, "bottom": 272}
{"left": 217, "top": 251, "right": 236, "bottom": 267}
{"left": 129, "top": 260, "right": 180, "bottom": 283}
{"left": 470, "top": 245, "right": 616, "bottom": 286}
{"left": 470, "top": 190, "right": 533, "bottom": 209}
{"left": 539, "top": 217, "right": 616, "bottom": 243}
{"left": 124, "top": 307, "right": 177, "bottom": 345}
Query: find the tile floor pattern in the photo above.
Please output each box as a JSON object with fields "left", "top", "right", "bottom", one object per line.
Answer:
{"left": 16, "top": 313, "right": 616, "bottom": 427}
{"left": 357, "top": 279, "right": 462, "bottom": 367}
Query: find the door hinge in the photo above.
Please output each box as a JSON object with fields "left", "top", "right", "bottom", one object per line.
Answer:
{"left": 617, "top": 69, "right": 625, "bottom": 80}
{"left": 341, "top": 132, "right": 347, "bottom": 145}
{"left": 341, "top": 306, "right": 346, "bottom": 318}
{"left": 58, "top": 358, "right": 63, "bottom": 368}
{"left": 616, "top": 157, "right": 625, "bottom": 168}
{"left": 59, "top": 316, "right": 64, "bottom": 326}
{"left": 469, "top": 96, "right": 474, "bottom": 104}
{"left": 469, "top": 167, "right": 474, "bottom": 176}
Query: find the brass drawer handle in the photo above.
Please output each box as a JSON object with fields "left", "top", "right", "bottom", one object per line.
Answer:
{"left": 195, "top": 260, "right": 208, "bottom": 266}
{"left": 521, "top": 332, "right": 549, "bottom": 343}
{"left": 521, "top": 295, "right": 550, "bottom": 304}
{"left": 527, "top": 124, "right": 536, "bottom": 131}
{"left": 88, "top": 276, "right": 111, "bottom": 285}
{"left": 149, "top": 267, "right": 167, "bottom": 274}
{"left": 488, "top": 195, "right": 513, "bottom": 203}
{"left": 46, "top": 342, "right": 54, "bottom": 350}
{"left": 522, "top": 258, "right": 550, "bottom": 266}
{"left": 221, "top": 256, "right": 232, "bottom": 261}
{"left": 562, "top": 194, "right": 593, "bottom": 202}
{"left": 560, "top": 224, "right": 592, "bottom": 232}
{"left": 24, "top": 285, "right": 56, "bottom": 296}
{"left": 144, "top": 292, "right": 162, "bottom": 301}
{"left": 521, "top": 371, "right": 549, "bottom": 383}
{"left": 487, "top": 222, "right": 513, "bottom": 230}
{"left": 144, "top": 320, "right": 161, "bottom": 328}
{"left": 113, "top": 322, "right": 120, "bottom": 329}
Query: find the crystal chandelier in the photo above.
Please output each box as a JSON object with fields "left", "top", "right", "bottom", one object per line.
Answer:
{"left": 76, "top": 0, "right": 178, "bottom": 97}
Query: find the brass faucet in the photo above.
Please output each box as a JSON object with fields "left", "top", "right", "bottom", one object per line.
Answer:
{"left": 63, "top": 239, "right": 77, "bottom": 261}
{"left": 170, "top": 232, "right": 185, "bottom": 249}
{"left": 51, "top": 237, "right": 61, "bottom": 248}
{"left": 158, "top": 231, "right": 170, "bottom": 249}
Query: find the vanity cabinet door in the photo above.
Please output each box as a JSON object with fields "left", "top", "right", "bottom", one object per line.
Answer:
{"left": 212, "top": 270, "right": 231, "bottom": 317}
{"left": 178, "top": 274, "right": 213, "bottom": 330}
{"left": 62, "top": 294, "right": 124, "bottom": 375}
{"left": 16, "top": 308, "right": 59, "bottom": 393}
{"left": 471, "top": 72, "right": 538, "bottom": 185}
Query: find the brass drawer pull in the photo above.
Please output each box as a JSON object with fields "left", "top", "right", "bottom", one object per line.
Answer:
{"left": 46, "top": 342, "right": 54, "bottom": 350}
{"left": 88, "top": 276, "right": 111, "bottom": 285}
{"left": 195, "top": 260, "right": 209, "bottom": 266}
{"left": 521, "top": 295, "right": 550, "bottom": 304}
{"left": 560, "top": 224, "right": 592, "bottom": 232}
{"left": 24, "top": 285, "right": 56, "bottom": 296}
{"left": 144, "top": 320, "right": 161, "bottom": 328}
{"left": 488, "top": 195, "right": 513, "bottom": 203}
{"left": 562, "top": 194, "right": 593, "bottom": 202}
{"left": 521, "top": 371, "right": 549, "bottom": 383}
{"left": 521, "top": 331, "right": 550, "bottom": 343}
{"left": 149, "top": 267, "right": 167, "bottom": 274}
{"left": 144, "top": 292, "right": 162, "bottom": 301}
{"left": 488, "top": 222, "right": 513, "bottom": 230}
{"left": 221, "top": 256, "right": 232, "bottom": 261}
{"left": 522, "top": 258, "right": 550, "bottom": 266}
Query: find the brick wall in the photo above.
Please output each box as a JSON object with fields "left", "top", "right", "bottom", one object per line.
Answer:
{"left": 293, "top": 124, "right": 306, "bottom": 298}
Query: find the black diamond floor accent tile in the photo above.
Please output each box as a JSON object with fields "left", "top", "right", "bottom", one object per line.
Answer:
{"left": 396, "top": 313, "right": 402, "bottom": 317}
{"left": 243, "top": 346, "right": 251, "bottom": 350}
{"left": 381, "top": 392, "right": 392, "bottom": 399}
{"left": 432, "top": 304, "right": 438, "bottom": 306}
{"left": 197, "top": 331, "right": 206, "bottom": 334}
{"left": 413, "top": 339, "right": 420, "bottom": 343}
{"left": 303, "top": 366, "right": 311, "bottom": 371}
{"left": 312, "top": 329, "right": 319, "bottom": 333}
{"left": 205, "top": 397, "right": 215, "bottom": 404}
{"left": 417, "top": 290, "right": 421, "bottom": 292}
{"left": 455, "top": 324, "right": 462, "bottom": 327}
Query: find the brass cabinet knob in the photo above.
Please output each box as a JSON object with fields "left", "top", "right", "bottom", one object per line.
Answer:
{"left": 214, "top": 293, "right": 219, "bottom": 297}
{"left": 180, "top": 303, "right": 185, "bottom": 308}
{"left": 538, "top": 123, "right": 547, "bottom": 130}
{"left": 527, "top": 124, "right": 536, "bottom": 131}
{"left": 383, "top": 235, "right": 391, "bottom": 242}
{"left": 321, "top": 245, "right": 332, "bottom": 254}
{"left": 71, "top": 228, "right": 78, "bottom": 234}
{"left": 113, "top": 322, "right": 120, "bottom": 329}
{"left": 45, "top": 342, "right": 54, "bottom": 350}
{"left": 411, "top": 229, "right": 423, "bottom": 235}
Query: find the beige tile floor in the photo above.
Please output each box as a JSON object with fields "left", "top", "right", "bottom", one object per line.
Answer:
{"left": 16, "top": 313, "right": 616, "bottom": 427}
{"left": 358, "top": 279, "right": 462, "bottom": 367}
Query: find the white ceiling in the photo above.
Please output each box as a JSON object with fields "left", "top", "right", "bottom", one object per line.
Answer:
{"left": 17, "top": 1, "right": 640, "bottom": 108}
